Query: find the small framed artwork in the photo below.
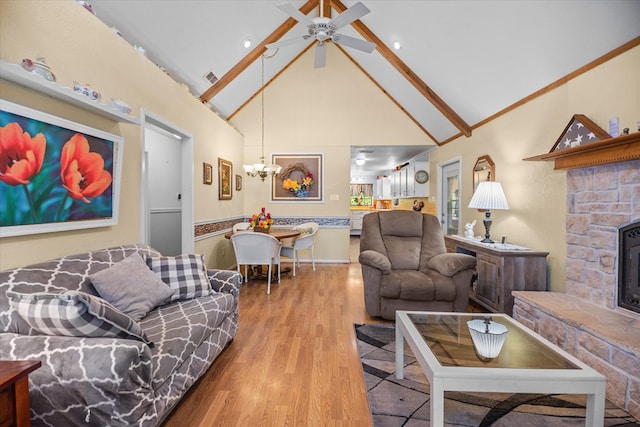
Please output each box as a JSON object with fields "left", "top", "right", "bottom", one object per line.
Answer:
{"left": 235, "top": 174, "right": 242, "bottom": 191}
{"left": 271, "top": 153, "right": 323, "bottom": 203}
{"left": 203, "top": 162, "right": 213, "bottom": 185}
{"left": 218, "top": 157, "right": 232, "bottom": 200}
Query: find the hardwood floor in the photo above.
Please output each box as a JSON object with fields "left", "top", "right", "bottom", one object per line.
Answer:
{"left": 162, "top": 256, "right": 389, "bottom": 426}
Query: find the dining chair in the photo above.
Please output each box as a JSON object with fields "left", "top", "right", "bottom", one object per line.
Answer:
{"left": 280, "top": 222, "right": 319, "bottom": 276}
{"left": 230, "top": 232, "right": 281, "bottom": 294}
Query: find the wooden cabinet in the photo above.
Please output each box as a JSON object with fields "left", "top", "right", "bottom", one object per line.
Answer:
{"left": 0, "top": 360, "right": 41, "bottom": 427}
{"left": 444, "top": 235, "right": 548, "bottom": 315}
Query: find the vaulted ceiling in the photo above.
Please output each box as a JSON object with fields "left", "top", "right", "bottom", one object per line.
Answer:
{"left": 91, "top": 0, "right": 639, "bottom": 145}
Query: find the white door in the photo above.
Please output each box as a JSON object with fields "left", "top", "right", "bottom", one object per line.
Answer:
{"left": 145, "top": 126, "right": 182, "bottom": 256}
{"left": 440, "top": 160, "right": 461, "bottom": 235}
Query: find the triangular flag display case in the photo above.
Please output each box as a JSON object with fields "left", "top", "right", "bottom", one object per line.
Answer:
{"left": 550, "top": 114, "right": 610, "bottom": 152}
{"left": 524, "top": 114, "right": 640, "bottom": 170}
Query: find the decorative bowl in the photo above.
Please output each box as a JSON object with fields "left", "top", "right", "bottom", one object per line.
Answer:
{"left": 467, "top": 319, "right": 508, "bottom": 359}
{"left": 21, "top": 58, "right": 56, "bottom": 82}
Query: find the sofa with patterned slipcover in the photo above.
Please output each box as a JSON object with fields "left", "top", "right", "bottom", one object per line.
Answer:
{"left": 0, "top": 244, "right": 242, "bottom": 426}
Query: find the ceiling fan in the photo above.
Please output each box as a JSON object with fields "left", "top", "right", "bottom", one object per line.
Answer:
{"left": 266, "top": 1, "right": 376, "bottom": 68}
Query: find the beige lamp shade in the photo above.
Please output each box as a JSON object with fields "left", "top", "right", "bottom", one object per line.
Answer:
{"left": 468, "top": 181, "right": 509, "bottom": 210}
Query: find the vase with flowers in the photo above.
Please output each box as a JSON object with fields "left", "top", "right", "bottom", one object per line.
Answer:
{"left": 250, "top": 207, "right": 273, "bottom": 233}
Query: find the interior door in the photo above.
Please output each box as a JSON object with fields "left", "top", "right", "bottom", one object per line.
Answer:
{"left": 440, "top": 160, "right": 461, "bottom": 235}
{"left": 145, "top": 125, "right": 182, "bottom": 256}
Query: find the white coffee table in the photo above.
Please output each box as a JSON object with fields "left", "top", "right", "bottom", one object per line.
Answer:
{"left": 395, "top": 311, "right": 606, "bottom": 426}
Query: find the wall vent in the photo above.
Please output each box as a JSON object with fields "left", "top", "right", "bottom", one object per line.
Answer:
{"left": 203, "top": 70, "right": 218, "bottom": 85}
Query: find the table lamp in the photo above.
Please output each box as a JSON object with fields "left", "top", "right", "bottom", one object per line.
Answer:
{"left": 468, "top": 181, "right": 509, "bottom": 243}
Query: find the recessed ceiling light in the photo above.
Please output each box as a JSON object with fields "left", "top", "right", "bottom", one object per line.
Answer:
{"left": 242, "top": 37, "right": 252, "bottom": 49}
{"left": 393, "top": 41, "right": 401, "bottom": 50}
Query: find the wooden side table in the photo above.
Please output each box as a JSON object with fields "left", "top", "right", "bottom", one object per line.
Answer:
{"left": 0, "top": 360, "right": 41, "bottom": 427}
{"left": 444, "top": 235, "right": 549, "bottom": 315}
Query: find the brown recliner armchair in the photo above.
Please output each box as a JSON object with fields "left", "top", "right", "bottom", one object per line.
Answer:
{"left": 359, "top": 210, "right": 477, "bottom": 320}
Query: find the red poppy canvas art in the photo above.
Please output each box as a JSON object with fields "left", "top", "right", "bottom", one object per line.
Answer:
{"left": 0, "top": 100, "right": 123, "bottom": 237}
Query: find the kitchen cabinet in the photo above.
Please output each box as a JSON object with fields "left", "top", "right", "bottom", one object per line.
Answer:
{"left": 350, "top": 210, "right": 371, "bottom": 236}
{"left": 375, "top": 177, "right": 391, "bottom": 199}
{"left": 390, "top": 161, "right": 429, "bottom": 198}
{"left": 390, "top": 171, "right": 400, "bottom": 198}
{"left": 444, "top": 235, "right": 548, "bottom": 315}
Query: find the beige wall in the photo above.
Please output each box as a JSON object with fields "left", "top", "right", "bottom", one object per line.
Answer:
{"left": 429, "top": 45, "right": 640, "bottom": 291}
{"left": 0, "top": 1, "right": 244, "bottom": 270}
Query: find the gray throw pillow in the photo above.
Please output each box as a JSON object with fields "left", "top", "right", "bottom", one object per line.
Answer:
{"left": 90, "top": 252, "right": 174, "bottom": 321}
{"left": 145, "top": 253, "right": 212, "bottom": 302}
{"left": 7, "top": 290, "right": 153, "bottom": 346}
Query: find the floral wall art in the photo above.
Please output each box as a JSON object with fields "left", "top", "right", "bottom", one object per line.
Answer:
{"left": 0, "top": 100, "right": 123, "bottom": 237}
{"left": 218, "top": 157, "right": 232, "bottom": 200}
{"left": 271, "top": 153, "right": 323, "bottom": 203}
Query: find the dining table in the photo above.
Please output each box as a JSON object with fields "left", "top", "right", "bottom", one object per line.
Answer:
{"left": 223, "top": 228, "right": 301, "bottom": 241}
{"left": 225, "top": 228, "right": 302, "bottom": 282}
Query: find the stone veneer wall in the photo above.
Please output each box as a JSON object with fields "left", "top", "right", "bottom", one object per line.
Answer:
{"left": 513, "top": 159, "right": 640, "bottom": 420}
{"left": 565, "top": 159, "right": 640, "bottom": 308}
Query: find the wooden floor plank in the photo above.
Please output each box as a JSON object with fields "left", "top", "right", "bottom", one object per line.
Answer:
{"left": 162, "top": 260, "right": 388, "bottom": 426}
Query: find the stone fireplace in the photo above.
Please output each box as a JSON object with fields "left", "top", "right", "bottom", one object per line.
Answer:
{"left": 513, "top": 158, "right": 640, "bottom": 420}
{"left": 619, "top": 221, "right": 640, "bottom": 314}
{"left": 565, "top": 159, "right": 640, "bottom": 313}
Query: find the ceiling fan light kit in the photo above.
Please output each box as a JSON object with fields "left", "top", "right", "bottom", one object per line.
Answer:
{"left": 267, "top": 1, "right": 376, "bottom": 69}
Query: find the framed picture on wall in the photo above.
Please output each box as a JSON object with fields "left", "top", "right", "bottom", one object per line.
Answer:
{"left": 271, "top": 153, "right": 323, "bottom": 203}
{"left": 218, "top": 157, "right": 232, "bottom": 200}
{"left": 203, "top": 162, "right": 213, "bottom": 185}
{"left": 235, "top": 174, "right": 242, "bottom": 191}
{"left": 0, "top": 99, "right": 124, "bottom": 237}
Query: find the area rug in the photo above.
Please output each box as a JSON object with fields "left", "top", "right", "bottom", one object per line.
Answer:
{"left": 354, "top": 323, "right": 639, "bottom": 427}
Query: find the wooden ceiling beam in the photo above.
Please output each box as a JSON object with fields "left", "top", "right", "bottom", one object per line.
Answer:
{"left": 330, "top": 0, "right": 471, "bottom": 137}
{"left": 199, "top": 0, "right": 318, "bottom": 103}
{"left": 322, "top": 0, "right": 331, "bottom": 18}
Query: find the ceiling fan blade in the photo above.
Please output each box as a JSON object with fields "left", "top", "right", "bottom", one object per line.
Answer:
{"left": 331, "top": 34, "right": 376, "bottom": 53}
{"left": 266, "top": 35, "right": 310, "bottom": 49}
{"left": 314, "top": 42, "right": 327, "bottom": 68}
{"left": 276, "top": 3, "right": 315, "bottom": 26}
{"left": 329, "top": 2, "right": 370, "bottom": 30}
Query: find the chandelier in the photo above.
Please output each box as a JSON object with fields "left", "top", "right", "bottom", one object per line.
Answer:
{"left": 243, "top": 53, "right": 281, "bottom": 181}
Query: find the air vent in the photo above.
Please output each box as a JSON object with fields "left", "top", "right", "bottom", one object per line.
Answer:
{"left": 203, "top": 70, "right": 218, "bottom": 85}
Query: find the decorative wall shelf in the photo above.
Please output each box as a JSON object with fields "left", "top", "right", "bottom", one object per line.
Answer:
{"left": 0, "top": 60, "right": 140, "bottom": 124}
{"left": 524, "top": 132, "right": 640, "bottom": 170}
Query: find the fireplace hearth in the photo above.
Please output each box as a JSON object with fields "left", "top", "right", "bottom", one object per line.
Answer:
{"left": 619, "top": 221, "right": 640, "bottom": 315}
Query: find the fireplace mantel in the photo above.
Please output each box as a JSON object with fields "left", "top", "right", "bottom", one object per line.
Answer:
{"left": 524, "top": 132, "right": 640, "bottom": 170}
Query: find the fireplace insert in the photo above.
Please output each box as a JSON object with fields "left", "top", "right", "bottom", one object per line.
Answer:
{"left": 618, "top": 221, "right": 640, "bottom": 314}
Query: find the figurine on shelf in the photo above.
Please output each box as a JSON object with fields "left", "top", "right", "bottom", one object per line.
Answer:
{"left": 412, "top": 200, "right": 424, "bottom": 212}
{"left": 73, "top": 82, "right": 101, "bottom": 101}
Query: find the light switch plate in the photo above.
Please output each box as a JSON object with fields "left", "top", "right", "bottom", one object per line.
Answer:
{"left": 330, "top": 194, "right": 339, "bottom": 201}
